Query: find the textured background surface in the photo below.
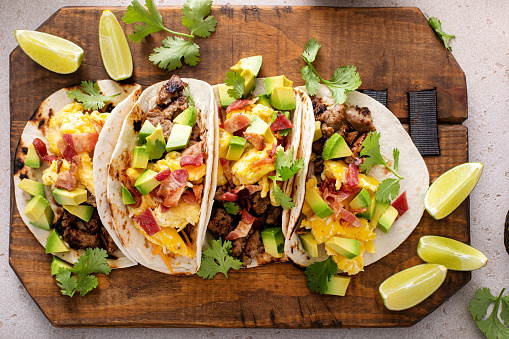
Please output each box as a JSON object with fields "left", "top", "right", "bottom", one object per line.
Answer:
{"left": 2, "top": 0, "right": 508, "bottom": 337}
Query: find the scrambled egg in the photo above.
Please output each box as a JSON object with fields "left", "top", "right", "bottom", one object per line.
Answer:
{"left": 226, "top": 103, "right": 274, "bottom": 124}
{"left": 41, "top": 152, "right": 94, "bottom": 193}
{"left": 323, "top": 160, "right": 380, "bottom": 192}
{"left": 154, "top": 202, "right": 200, "bottom": 232}
{"left": 231, "top": 144, "right": 276, "bottom": 185}
{"left": 149, "top": 152, "right": 206, "bottom": 183}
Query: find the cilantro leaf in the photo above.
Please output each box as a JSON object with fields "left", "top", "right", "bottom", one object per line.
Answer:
{"left": 305, "top": 257, "right": 337, "bottom": 294}
{"left": 469, "top": 288, "right": 509, "bottom": 339}
{"left": 56, "top": 269, "right": 78, "bottom": 297}
{"left": 500, "top": 296, "right": 509, "bottom": 326}
{"left": 197, "top": 238, "right": 242, "bottom": 279}
{"left": 123, "top": 0, "right": 171, "bottom": 43}
{"left": 271, "top": 181, "right": 294, "bottom": 210}
{"left": 271, "top": 147, "right": 304, "bottom": 182}
{"left": 149, "top": 36, "right": 200, "bottom": 71}
{"left": 224, "top": 71, "right": 245, "bottom": 100}
{"left": 278, "top": 129, "right": 291, "bottom": 137}
{"left": 375, "top": 178, "right": 401, "bottom": 204}
{"left": 181, "top": 0, "right": 217, "bottom": 38}
{"left": 302, "top": 38, "right": 320, "bottom": 63}
{"left": 67, "top": 81, "right": 120, "bottom": 111}
{"left": 428, "top": 17, "right": 455, "bottom": 51}
{"left": 301, "top": 65, "right": 321, "bottom": 96}
{"left": 224, "top": 202, "right": 239, "bottom": 215}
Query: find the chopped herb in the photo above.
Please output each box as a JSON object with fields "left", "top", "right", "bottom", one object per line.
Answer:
{"left": 224, "top": 70, "right": 245, "bottom": 100}
{"left": 269, "top": 147, "right": 304, "bottom": 182}
{"left": 224, "top": 202, "right": 239, "bottom": 215}
{"left": 271, "top": 181, "right": 294, "bottom": 210}
{"left": 468, "top": 287, "right": 509, "bottom": 339}
{"left": 428, "top": 17, "right": 455, "bottom": 51}
{"left": 305, "top": 257, "right": 337, "bottom": 294}
{"left": 197, "top": 238, "right": 242, "bottom": 279}
{"left": 67, "top": 81, "right": 120, "bottom": 111}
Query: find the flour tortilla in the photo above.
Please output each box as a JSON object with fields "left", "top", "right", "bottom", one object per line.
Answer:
{"left": 285, "top": 85, "right": 429, "bottom": 269}
{"left": 107, "top": 79, "right": 216, "bottom": 275}
{"left": 13, "top": 81, "right": 141, "bottom": 269}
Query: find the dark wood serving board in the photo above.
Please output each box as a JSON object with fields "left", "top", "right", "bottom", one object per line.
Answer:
{"left": 10, "top": 6, "right": 469, "bottom": 328}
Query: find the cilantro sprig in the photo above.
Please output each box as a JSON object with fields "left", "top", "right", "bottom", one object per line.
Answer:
{"left": 224, "top": 70, "right": 245, "bottom": 100}
{"left": 359, "top": 131, "right": 403, "bottom": 204}
{"left": 197, "top": 238, "right": 242, "bottom": 279}
{"left": 224, "top": 202, "right": 239, "bottom": 215}
{"left": 304, "top": 257, "right": 337, "bottom": 294}
{"left": 55, "top": 248, "right": 111, "bottom": 297}
{"left": 272, "top": 181, "right": 295, "bottom": 210}
{"left": 268, "top": 147, "right": 304, "bottom": 210}
{"left": 67, "top": 81, "right": 120, "bottom": 111}
{"left": 123, "top": 0, "right": 217, "bottom": 71}
{"left": 468, "top": 287, "right": 509, "bottom": 338}
{"left": 300, "top": 38, "right": 362, "bottom": 105}
{"left": 428, "top": 17, "right": 455, "bottom": 51}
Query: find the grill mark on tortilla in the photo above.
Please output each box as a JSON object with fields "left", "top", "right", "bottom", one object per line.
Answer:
{"left": 13, "top": 157, "right": 25, "bottom": 175}
{"left": 133, "top": 119, "right": 142, "bottom": 132}
{"left": 21, "top": 147, "right": 28, "bottom": 154}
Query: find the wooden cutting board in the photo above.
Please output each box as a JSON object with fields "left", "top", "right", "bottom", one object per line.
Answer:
{"left": 10, "top": 6, "right": 469, "bottom": 328}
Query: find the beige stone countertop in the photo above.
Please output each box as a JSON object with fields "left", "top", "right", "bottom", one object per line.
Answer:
{"left": 1, "top": 0, "right": 508, "bottom": 338}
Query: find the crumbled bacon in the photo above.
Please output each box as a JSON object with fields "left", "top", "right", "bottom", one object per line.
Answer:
{"left": 222, "top": 113, "right": 251, "bottom": 133}
{"left": 180, "top": 190, "right": 197, "bottom": 205}
{"left": 341, "top": 208, "right": 363, "bottom": 227}
{"left": 220, "top": 158, "right": 234, "bottom": 186}
{"left": 233, "top": 185, "right": 262, "bottom": 195}
{"left": 182, "top": 141, "right": 204, "bottom": 157}
{"left": 345, "top": 164, "right": 359, "bottom": 188}
{"left": 62, "top": 133, "right": 98, "bottom": 153}
{"left": 192, "top": 184, "right": 203, "bottom": 201}
{"left": 62, "top": 145, "right": 78, "bottom": 163}
{"left": 268, "top": 143, "right": 277, "bottom": 158}
{"left": 225, "top": 98, "right": 258, "bottom": 114}
{"left": 55, "top": 172, "right": 76, "bottom": 191}
{"left": 158, "top": 169, "right": 189, "bottom": 207}
{"left": 270, "top": 112, "right": 293, "bottom": 131}
{"left": 392, "top": 191, "right": 409, "bottom": 217}
{"left": 32, "top": 138, "right": 58, "bottom": 163}
{"left": 155, "top": 169, "right": 171, "bottom": 181}
{"left": 252, "top": 158, "right": 275, "bottom": 168}
{"left": 225, "top": 209, "right": 255, "bottom": 240}
{"left": 244, "top": 132, "right": 265, "bottom": 150}
{"left": 180, "top": 153, "right": 203, "bottom": 167}
{"left": 134, "top": 209, "right": 161, "bottom": 236}
{"left": 219, "top": 192, "right": 238, "bottom": 202}
{"left": 121, "top": 173, "right": 142, "bottom": 208}
{"left": 68, "top": 156, "right": 80, "bottom": 176}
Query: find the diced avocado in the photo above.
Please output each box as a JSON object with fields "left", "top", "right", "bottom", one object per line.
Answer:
{"left": 313, "top": 121, "right": 322, "bottom": 142}
{"left": 166, "top": 124, "right": 192, "bottom": 151}
{"left": 226, "top": 136, "right": 246, "bottom": 161}
{"left": 132, "top": 146, "right": 149, "bottom": 169}
{"left": 261, "top": 227, "right": 285, "bottom": 258}
{"left": 241, "top": 69, "right": 256, "bottom": 98}
{"left": 217, "top": 84, "right": 236, "bottom": 107}
{"left": 52, "top": 187, "right": 88, "bottom": 206}
{"left": 265, "top": 75, "right": 293, "bottom": 96}
{"left": 256, "top": 94, "right": 272, "bottom": 109}
{"left": 50, "top": 256, "right": 72, "bottom": 276}
{"left": 24, "top": 195, "right": 49, "bottom": 222}
{"left": 245, "top": 115, "right": 273, "bottom": 142}
{"left": 134, "top": 169, "right": 160, "bottom": 195}
{"left": 173, "top": 106, "right": 198, "bottom": 127}
{"left": 299, "top": 232, "right": 320, "bottom": 257}
{"left": 63, "top": 204, "right": 94, "bottom": 222}
{"left": 231, "top": 56, "right": 263, "bottom": 77}
{"left": 270, "top": 86, "right": 296, "bottom": 111}
{"left": 45, "top": 229, "right": 69, "bottom": 254}
{"left": 137, "top": 120, "right": 156, "bottom": 145}
{"left": 146, "top": 123, "right": 166, "bottom": 160}
{"left": 369, "top": 200, "right": 390, "bottom": 228}
{"left": 325, "top": 236, "right": 360, "bottom": 259}
{"left": 324, "top": 276, "right": 351, "bottom": 296}
{"left": 378, "top": 205, "right": 399, "bottom": 233}
{"left": 305, "top": 187, "right": 333, "bottom": 219}
{"left": 122, "top": 185, "right": 135, "bottom": 204}
{"left": 357, "top": 193, "right": 376, "bottom": 219}
{"left": 29, "top": 203, "right": 54, "bottom": 231}
{"left": 322, "top": 133, "right": 353, "bottom": 160}
{"left": 17, "top": 178, "right": 45, "bottom": 197}
{"left": 25, "top": 143, "right": 41, "bottom": 168}
{"left": 349, "top": 188, "right": 371, "bottom": 210}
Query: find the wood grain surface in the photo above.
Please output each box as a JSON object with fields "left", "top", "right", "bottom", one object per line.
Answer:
{"left": 10, "top": 6, "right": 469, "bottom": 328}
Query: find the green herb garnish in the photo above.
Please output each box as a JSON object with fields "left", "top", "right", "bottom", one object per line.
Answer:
{"left": 271, "top": 181, "right": 294, "bottom": 210}
{"left": 269, "top": 147, "right": 304, "bottom": 182}
{"left": 224, "top": 70, "right": 245, "bottom": 100}
{"left": 468, "top": 287, "right": 509, "bottom": 339}
{"left": 224, "top": 202, "right": 239, "bottom": 215}
{"left": 67, "top": 81, "right": 120, "bottom": 111}
{"left": 428, "top": 17, "right": 455, "bottom": 51}
{"left": 304, "top": 257, "right": 337, "bottom": 294}
{"left": 197, "top": 238, "right": 242, "bottom": 279}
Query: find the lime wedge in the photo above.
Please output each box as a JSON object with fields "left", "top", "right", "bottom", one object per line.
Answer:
{"left": 424, "top": 162, "right": 483, "bottom": 219}
{"left": 417, "top": 235, "right": 487, "bottom": 271}
{"left": 15, "top": 30, "right": 83, "bottom": 74}
{"left": 379, "top": 264, "right": 447, "bottom": 311}
{"left": 99, "top": 10, "right": 133, "bottom": 81}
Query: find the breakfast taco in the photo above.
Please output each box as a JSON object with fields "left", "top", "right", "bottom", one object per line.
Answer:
{"left": 106, "top": 75, "right": 216, "bottom": 275}
{"left": 13, "top": 80, "right": 141, "bottom": 269}
{"left": 285, "top": 85, "right": 429, "bottom": 275}
{"left": 209, "top": 73, "right": 306, "bottom": 268}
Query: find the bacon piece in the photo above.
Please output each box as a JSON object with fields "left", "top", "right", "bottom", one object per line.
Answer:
{"left": 218, "top": 192, "right": 238, "bottom": 202}
{"left": 155, "top": 169, "right": 171, "bottom": 181}
{"left": 252, "top": 158, "right": 275, "bottom": 168}
{"left": 225, "top": 98, "right": 258, "bottom": 114}
{"left": 163, "top": 186, "right": 186, "bottom": 207}
{"left": 180, "top": 153, "right": 204, "bottom": 167}
{"left": 225, "top": 209, "right": 255, "bottom": 240}
{"left": 351, "top": 207, "right": 367, "bottom": 214}
{"left": 220, "top": 158, "right": 234, "bottom": 186}
{"left": 270, "top": 112, "right": 293, "bottom": 131}
{"left": 62, "top": 133, "right": 99, "bottom": 152}
{"left": 182, "top": 141, "right": 204, "bottom": 157}
{"left": 150, "top": 188, "right": 163, "bottom": 203}
{"left": 192, "top": 184, "right": 203, "bottom": 201}
{"left": 55, "top": 172, "right": 76, "bottom": 191}
{"left": 392, "top": 191, "right": 409, "bottom": 217}
{"left": 68, "top": 156, "right": 81, "bottom": 176}
{"left": 90, "top": 119, "right": 103, "bottom": 134}
{"left": 56, "top": 158, "right": 63, "bottom": 173}
{"left": 160, "top": 205, "right": 170, "bottom": 213}
{"left": 345, "top": 164, "right": 359, "bottom": 188}
{"left": 180, "top": 190, "right": 197, "bottom": 204}
{"left": 233, "top": 185, "right": 262, "bottom": 195}
{"left": 222, "top": 113, "right": 251, "bottom": 133}
{"left": 244, "top": 132, "right": 265, "bottom": 150}
{"left": 62, "top": 145, "right": 78, "bottom": 163}
{"left": 268, "top": 143, "right": 277, "bottom": 158}
{"left": 341, "top": 208, "right": 363, "bottom": 228}
{"left": 158, "top": 169, "right": 189, "bottom": 207}
{"left": 32, "top": 138, "right": 58, "bottom": 163}
{"left": 134, "top": 209, "right": 161, "bottom": 236}
{"left": 121, "top": 173, "right": 142, "bottom": 208}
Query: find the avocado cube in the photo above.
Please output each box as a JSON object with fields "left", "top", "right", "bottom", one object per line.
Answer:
{"left": 256, "top": 94, "right": 272, "bottom": 109}
{"left": 25, "top": 143, "right": 41, "bottom": 168}
{"left": 265, "top": 75, "right": 293, "bottom": 96}
{"left": 378, "top": 205, "right": 399, "bottom": 233}
{"left": 135, "top": 169, "right": 160, "bottom": 195}
{"left": 226, "top": 136, "right": 247, "bottom": 161}
{"left": 146, "top": 123, "right": 166, "bottom": 160}
{"left": 230, "top": 56, "right": 263, "bottom": 77}
{"left": 52, "top": 187, "right": 88, "bottom": 206}
{"left": 45, "top": 229, "right": 70, "bottom": 254}
{"left": 298, "top": 232, "right": 320, "bottom": 257}
{"left": 24, "top": 195, "right": 49, "bottom": 222}
{"left": 17, "top": 178, "right": 45, "bottom": 197}
{"left": 324, "top": 276, "right": 351, "bottom": 296}
{"left": 173, "top": 106, "right": 198, "bottom": 127}
{"left": 241, "top": 69, "right": 256, "bottom": 98}
{"left": 313, "top": 121, "right": 322, "bottom": 142}
{"left": 245, "top": 115, "right": 273, "bottom": 143}
{"left": 357, "top": 194, "right": 376, "bottom": 219}
{"left": 305, "top": 187, "right": 333, "bottom": 219}
{"left": 261, "top": 227, "right": 285, "bottom": 258}
{"left": 122, "top": 185, "right": 135, "bottom": 205}
{"left": 29, "top": 204, "right": 54, "bottom": 231}
{"left": 50, "top": 256, "right": 72, "bottom": 276}
{"left": 369, "top": 200, "right": 390, "bottom": 228}
{"left": 270, "top": 86, "right": 296, "bottom": 111}
{"left": 217, "top": 84, "right": 237, "bottom": 108}
{"left": 132, "top": 146, "right": 149, "bottom": 169}
{"left": 349, "top": 188, "right": 371, "bottom": 210}
{"left": 322, "top": 133, "right": 353, "bottom": 160}
{"left": 62, "top": 204, "right": 94, "bottom": 223}
{"left": 325, "top": 236, "right": 360, "bottom": 259}
{"left": 166, "top": 124, "right": 192, "bottom": 152}
{"left": 137, "top": 120, "right": 156, "bottom": 145}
